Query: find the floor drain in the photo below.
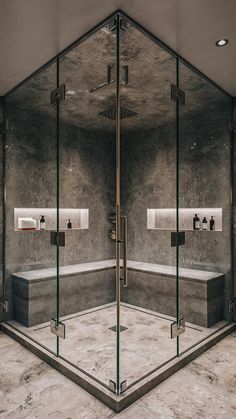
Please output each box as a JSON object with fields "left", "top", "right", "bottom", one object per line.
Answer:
{"left": 109, "top": 325, "right": 128, "bottom": 332}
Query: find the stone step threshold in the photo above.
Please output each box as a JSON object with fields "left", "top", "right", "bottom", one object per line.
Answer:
{"left": 1, "top": 321, "right": 235, "bottom": 413}
{"left": 13, "top": 259, "right": 224, "bottom": 284}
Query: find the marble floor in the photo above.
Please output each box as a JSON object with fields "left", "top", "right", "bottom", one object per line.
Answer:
{"left": 0, "top": 330, "right": 235, "bottom": 418}
{"left": 8, "top": 303, "right": 228, "bottom": 389}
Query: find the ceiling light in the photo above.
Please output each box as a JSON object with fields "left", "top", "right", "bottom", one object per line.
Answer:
{"left": 215, "top": 39, "right": 229, "bottom": 47}
{"left": 66, "top": 90, "right": 76, "bottom": 95}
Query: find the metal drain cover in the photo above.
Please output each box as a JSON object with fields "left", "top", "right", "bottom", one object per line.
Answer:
{"left": 109, "top": 325, "right": 128, "bottom": 332}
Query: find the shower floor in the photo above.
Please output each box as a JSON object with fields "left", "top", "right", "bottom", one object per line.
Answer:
{"left": 8, "top": 302, "right": 228, "bottom": 389}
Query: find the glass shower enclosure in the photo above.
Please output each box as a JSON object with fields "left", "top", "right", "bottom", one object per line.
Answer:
{"left": 1, "top": 11, "right": 234, "bottom": 401}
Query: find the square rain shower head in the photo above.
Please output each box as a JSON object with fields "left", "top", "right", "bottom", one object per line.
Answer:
{"left": 98, "top": 106, "right": 138, "bottom": 120}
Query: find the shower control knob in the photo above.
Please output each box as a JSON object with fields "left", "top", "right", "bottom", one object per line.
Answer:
{"left": 109, "top": 212, "right": 116, "bottom": 225}
{"left": 109, "top": 229, "right": 116, "bottom": 241}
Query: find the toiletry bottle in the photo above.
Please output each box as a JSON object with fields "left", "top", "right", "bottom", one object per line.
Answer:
{"left": 202, "top": 217, "right": 208, "bottom": 230}
{"left": 193, "top": 214, "right": 200, "bottom": 230}
{"left": 67, "top": 219, "right": 72, "bottom": 229}
{"left": 40, "top": 215, "right": 46, "bottom": 230}
{"left": 210, "top": 216, "right": 215, "bottom": 231}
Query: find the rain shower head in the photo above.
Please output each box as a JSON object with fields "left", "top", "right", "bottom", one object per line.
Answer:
{"left": 98, "top": 106, "right": 137, "bottom": 120}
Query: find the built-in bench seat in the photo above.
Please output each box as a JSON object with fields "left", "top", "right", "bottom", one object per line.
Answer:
{"left": 12, "top": 260, "right": 225, "bottom": 328}
{"left": 121, "top": 261, "right": 225, "bottom": 328}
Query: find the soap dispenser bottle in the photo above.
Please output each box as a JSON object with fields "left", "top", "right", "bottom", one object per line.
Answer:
{"left": 193, "top": 214, "right": 200, "bottom": 230}
{"left": 40, "top": 215, "right": 46, "bottom": 230}
{"left": 210, "top": 216, "right": 215, "bottom": 231}
{"left": 66, "top": 219, "right": 72, "bottom": 229}
{"left": 202, "top": 217, "right": 208, "bottom": 230}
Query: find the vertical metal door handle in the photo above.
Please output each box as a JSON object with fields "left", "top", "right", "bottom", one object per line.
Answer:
{"left": 121, "top": 215, "right": 128, "bottom": 287}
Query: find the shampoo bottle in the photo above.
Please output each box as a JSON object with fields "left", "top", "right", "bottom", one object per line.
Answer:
{"left": 40, "top": 215, "right": 46, "bottom": 230}
{"left": 193, "top": 214, "right": 200, "bottom": 230}
{"left": 210, "top": 216, "right": 215, "bottom": 231}
{"left": 202, "top": 217, "right": 208, "bottom": 230}
{"left": 66, "top": 219, "right": 72, "bottom": 229}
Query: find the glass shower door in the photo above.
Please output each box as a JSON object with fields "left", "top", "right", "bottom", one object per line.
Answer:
{"left": 178, "top": 61, "right": 233, "bottom": 353}
{"left": 119, "top": 15, "right": 179, "bottom": 388}
{"left": 58, "top": 21, "right": 120, "bottom": 391}
{"left": 5, "top": 61, "right": 58, "bottom": 354}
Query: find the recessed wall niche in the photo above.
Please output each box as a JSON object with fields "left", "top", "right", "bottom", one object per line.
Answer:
{"left": 14, "top": 208, "right": 89, "bottom": 231}
{"left": 147, "top": 208, "right": 222, "bottom": 231}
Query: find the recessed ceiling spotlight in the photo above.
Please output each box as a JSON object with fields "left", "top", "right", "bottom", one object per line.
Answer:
{"left": 215, "top": 38, "right": 229, "bottom": 47}
{"left": 66, "top": 90, "right": 76, "bottom": 95}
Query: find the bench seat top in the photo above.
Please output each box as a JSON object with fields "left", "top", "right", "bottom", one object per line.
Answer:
{"left": 12, "top": 259, "right": 224, "bottom": 284}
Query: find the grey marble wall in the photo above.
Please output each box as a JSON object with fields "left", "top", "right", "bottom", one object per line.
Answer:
{"left": 2, "top": 86, "right": 233, "bottom": 324}
{"left": 233, "top": 97, "right": 236, "bottom": 322}
{"left": 121, "top": 101, "right": 232, "bottom": 319}
{"left": 122, "top": 117, "right": 231, "bottom": 271}
{"left": 0, "top": 98, "right": 3, "bottom": 323}
{"left": 4, "top": 105, "right": 115, "bottom": 318}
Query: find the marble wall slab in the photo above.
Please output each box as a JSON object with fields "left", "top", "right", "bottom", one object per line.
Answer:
{"left": 233, "top": 97, "right": 236, "bottom": 322}
{"left": 4, "top": 104, "right": 116, "bottom": 318}
{"left": 0, "top": 98, "right": 3, "bottom": 323}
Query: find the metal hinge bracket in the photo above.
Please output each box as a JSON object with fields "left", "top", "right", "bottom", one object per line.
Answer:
{"left": 171, "top": 84, "right": 185, "bottom": 105}
{"left": 171, "top": 231, "right": 185, "bottom": 247}
{"left": 171, "top": 318, "right": 185, "bottom": 338}
{"left": 0, "top": 299, "right": 9, "bottom": 312}
{"left": 109, "top": 380, "right": 116, "bottom": 393}
{"left": 229, "top": 298, "right": 236, "bottom": 313}
{"left": 50, "top": 231, "right": 65, "bottom": 247}
{"left": 50, "top": 84, "right": 65, "bottom": 105}
{"left": 109, "top": 379, "right": 127, "bottom": 394}
{"left": 227, "top": 121, "right": 236, "bottom": 134}
{"left": 120, "top": 380, "right": 127, "bottom": 393}
{"left": 50, "top": 318, "right": 66, "bottom": 339}
{"left": 109, "top": 16, "right": 128, "bottom": 32}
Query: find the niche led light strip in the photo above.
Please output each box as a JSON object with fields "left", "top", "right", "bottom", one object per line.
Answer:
{"left": 147, "top": 208, "right": 223, "bottom": 231}
{"left": 14, "top": 208, "right": 89, "bottom": 231}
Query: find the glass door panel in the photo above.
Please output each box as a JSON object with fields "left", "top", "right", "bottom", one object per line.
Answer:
{"left": 5, "top": 62, "right": 58, "bottom": 354}
{"left": 178, "top": 61, "right": 232, "bottom": 353}
{"left": 58, "top": 22, "right": 118, "bottom": 390}
{"left": 119, "top": 17, "right": 178, "bottom": 388}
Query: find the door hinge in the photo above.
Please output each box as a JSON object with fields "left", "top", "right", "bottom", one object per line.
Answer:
{"left": 0, "top": 299, "right": 9, "bottom": 313}
{"left": 50, "top": 319, "right": 66, "bottom": 339}
{"left": 50, "top": 231, "right": 65, "bottom": 247}
{"left": 50, "top": 84, "right": 66, "bottom": 105}
{"left": 227, "top": 120, "right": 236, "bottom": 134}
{"left": 171, "top": 231, "right": 185, "bottom": 247}
{"left": 171, "top": 318, "right": 185, "bottom": 338}
{"left": 229, "top": 298, "right": 236, "bottom": 313}
{"left": 171, "top": 84, "right": 185, "bottom": 105}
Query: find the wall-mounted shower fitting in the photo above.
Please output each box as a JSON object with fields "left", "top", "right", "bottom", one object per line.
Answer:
{"left": 109, "top": 229, "right": 116, "bottom": 241}
{"left": 109, "top": 211, "right": 116, "bottom": 241}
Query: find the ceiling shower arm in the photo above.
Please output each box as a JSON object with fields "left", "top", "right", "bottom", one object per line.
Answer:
{"left": 89, "top": 79, "right": 114, "bottom": 93}
{"left": 90, "top": 64, "right": 114, "bottom": 93}
{"left": 90, "top": 64, "right": 128, "bottom": 93}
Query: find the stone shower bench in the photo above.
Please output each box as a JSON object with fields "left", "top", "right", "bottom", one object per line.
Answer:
{"left": 12, "top": 260, "right": 224, "bottom": 328}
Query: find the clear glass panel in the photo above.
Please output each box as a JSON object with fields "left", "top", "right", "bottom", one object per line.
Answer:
{"left": 58, "top": 23, "right": 118, "bottom": 390}
{"left": 178, "top": 61, "right": 232, "bottom": 353}
{"left": 5, "top": 62, "right": 58, "bottom": 353}
{"left": 120, "top": 18, "right": 178, "bottom": 388}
